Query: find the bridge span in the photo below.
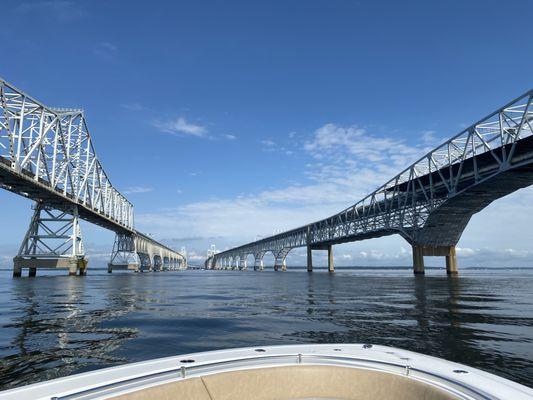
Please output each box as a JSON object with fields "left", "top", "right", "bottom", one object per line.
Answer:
{"left": 206, "top": 89, "right": 533, "bottom": 274}
{"left": 0, "top": 78, "right": 186, "bottom": 276}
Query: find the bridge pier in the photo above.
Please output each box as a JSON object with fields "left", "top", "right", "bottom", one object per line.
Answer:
{"left": 13, "top": 203, "right": 88, "bottom": 277}
{"left": 328, "top": 245, "right": 334, "bottom": 273}
{"left": 306, "top": 244, "right": 333, "bottom": 272}
{"left": 412, "top": 245, "right": 425, "bottom": 275}
{"left": 274, "top": 258, "right": 286, "bottom": 272}
{"left": 307, "top": 245, "right": 313, "bottom": 272}
{"left": 412, "top": 245, "right": 458, "bottom": 275}
{"left": 446, "top": 246, "right": 458, "bottom": 275}
{"left": 108, "top": 233, "right": 140, "bottom": 273}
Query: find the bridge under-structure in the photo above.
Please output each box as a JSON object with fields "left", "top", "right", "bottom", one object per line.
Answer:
{"left": 0, "top": 78, "right": 186, "bottom": 276}
{"left": 206, "top": 89, "right": 533, "bottom": 275}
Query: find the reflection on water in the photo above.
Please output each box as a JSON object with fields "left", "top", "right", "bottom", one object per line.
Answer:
{"left": 0, "top": 268, "right": 532, "bottom": 389}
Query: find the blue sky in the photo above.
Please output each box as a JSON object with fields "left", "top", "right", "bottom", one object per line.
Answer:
{"left": 1, "top": 0, "right": 533, "bottom": 268}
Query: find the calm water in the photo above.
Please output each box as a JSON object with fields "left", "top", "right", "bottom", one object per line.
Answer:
{"left": 0, "top": 267, "right": 532, "bottom": 390}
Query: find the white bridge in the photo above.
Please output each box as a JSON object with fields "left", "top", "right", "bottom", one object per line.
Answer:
{"left": 0, "top": 78, "right": 186, "bottom": 276}
{"left": 207, "top": 89, "right": 533, "bottom": 275}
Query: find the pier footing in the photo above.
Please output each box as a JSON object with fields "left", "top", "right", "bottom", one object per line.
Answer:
{"left": 13, "top": 256, "right": 88, "bottom": 277}
{"left": 411, "top": 245, "right": 458, "bottom": 275}
{"left": 306, "top": 244, "right": 334, "bottom": 272}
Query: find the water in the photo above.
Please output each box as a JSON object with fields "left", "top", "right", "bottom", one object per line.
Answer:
{"left": 0, "top": 267, "right": 532, "bottom": 390}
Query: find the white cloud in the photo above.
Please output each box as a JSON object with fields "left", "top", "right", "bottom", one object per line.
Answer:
{"left": 304, "top": 123, "right": 420, "bottom": 168}
{"left": 137, "top": 122, "right": 425, "bottom": 256}
{"left": 223, "top": 134, "right": 237, "bottom": 140}
{"left": 261, "top": 139, "right": 276, "bottom": 151}
{"left": 94, "top": 42, "right": 118, "bottom": 59}
{"left": 124, "top": 186, "right": 153, "bottom": 195}
{"left": 421, "top": 130, "right": 439, "bottom": 145}
{"left": 121, "top": 103, "right": 145, "bottom": 112}
{"left": 154, "top": 117, "right": 207, "bottom": 137}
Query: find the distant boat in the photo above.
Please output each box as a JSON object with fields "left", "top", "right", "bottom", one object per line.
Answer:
{"left": 1, "top": 344, "right": 532, "bottom": 399}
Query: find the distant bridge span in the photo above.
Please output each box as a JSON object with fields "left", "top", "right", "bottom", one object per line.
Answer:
{"left": 207, "top": 89, "right": 533, "bottom": 274}
{"left": 0, "top": 78, "right": 186, "bottom": 276}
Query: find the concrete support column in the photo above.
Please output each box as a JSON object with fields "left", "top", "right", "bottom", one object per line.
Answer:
{"left": 412, "top": 245, "right": 425, "bottom": 275}
{"left": 307, "top": 245, "right": 313, "bottom": 272}
{"left": 281, "top": 258, "right": 287, "bottom": 272}
{"left": 13, "top": 258, "right": 22, "bottom": 278}
{"left": 327, "top": 245, "right": 334, "bottom": 273}
{"left": 446, "top": 246, "right": 458, "bottom": 275}
{"left": 79, "top": 259, "right": 88, "bottom": 276}
{"left": 68, "top": 258, "right": 78, "bottom": 276}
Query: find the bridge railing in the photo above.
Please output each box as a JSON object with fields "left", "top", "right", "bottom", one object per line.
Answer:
{"left": 0, "top": 79, "right": 134, "bottom": 230}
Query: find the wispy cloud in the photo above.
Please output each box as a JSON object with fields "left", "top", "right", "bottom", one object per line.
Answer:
{"left": 121, "top": 102, "right": 145, "bottom": 112}
{"left": 124, "top": 186, "right": 153, "bottom": 195}
{"left": 94, "top": 42, "right": 118, "bottom": 59}
{"left": 136, "top": 122, "right": 425, "bottom": 255}
{"left": 16, "top": 1, "right": 87, "bottom": 21}
{"left": 154, "top": 117, "right": 207, "bottom": 138}
{"left": 223, "top": 134, "right": 237, "bottom": 140}
{"left": 260, "top": 139, "right": 277, "bottom": 152}
{"left": 261, "top": 139, "right": 276, "bottom": 146}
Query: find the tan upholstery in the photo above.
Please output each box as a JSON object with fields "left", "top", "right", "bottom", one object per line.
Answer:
{"left": 111, "top": 377, "right": 211, "bottom": 400}
{"left": 111, "top": 365, "right": 459, "bottom": 400}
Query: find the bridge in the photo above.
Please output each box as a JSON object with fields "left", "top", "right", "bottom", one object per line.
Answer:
{"left": 0, "top": 78, "right": 186, "bottom": 276}
{"left": 206, "top": 89, "right": 533, "bottom": 275}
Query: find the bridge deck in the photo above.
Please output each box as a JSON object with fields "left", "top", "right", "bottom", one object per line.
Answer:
{"left": 0, "top": 156, "right": 132, "bottom": 234}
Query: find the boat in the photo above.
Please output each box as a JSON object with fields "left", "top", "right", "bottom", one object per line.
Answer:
{"left": 0, "top": 344, "right": 532, "bottom": 399}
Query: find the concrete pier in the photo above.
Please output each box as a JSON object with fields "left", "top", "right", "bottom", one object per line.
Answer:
{"left": 327, "top": 245, "right": 334, "bottom": 273}
{"left": 107, "top": 263, "right": 139, "bottom": 274}
{"left": 13, "top": 256, "right": 88, "bottom": 277}
{"left": 446, "top": 246, "right": 458, "bottom": 275}
{"left": 412, "top": 245, "right": 458, "bottom": 275}
{"left": 412, "top": 245, "right": 425, "bottom": 275}
{"left": 307, "top": 245, "right": 313, "bottom": 272}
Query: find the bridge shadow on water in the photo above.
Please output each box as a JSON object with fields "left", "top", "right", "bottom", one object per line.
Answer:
{"left": 0, "top": 268, "right": 532, "bottom": 389}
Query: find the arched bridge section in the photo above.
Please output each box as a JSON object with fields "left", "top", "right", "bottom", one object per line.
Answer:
{"left": 207, "top": 89, "right": 533, "bottom": 275}
{"left": 0, "top": 78, "right": 185, "bottom": 276}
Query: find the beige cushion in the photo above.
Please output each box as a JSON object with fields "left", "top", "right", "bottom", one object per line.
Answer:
{"left": 111, "top": 365, "right": 459, "bottom": 400}
{"left": 111, "top": 377, "right": 211, "bottom": 400}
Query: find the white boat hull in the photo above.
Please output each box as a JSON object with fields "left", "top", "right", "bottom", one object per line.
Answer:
{"left": 0, "top": 344, "right": 531, "bottom": 399}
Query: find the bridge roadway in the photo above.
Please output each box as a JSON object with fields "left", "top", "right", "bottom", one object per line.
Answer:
{"left": 207, "top": 89, "right": 533, "bottom": 274}
{"left": 0, "top": 78, "right": 185, "bottom": 276}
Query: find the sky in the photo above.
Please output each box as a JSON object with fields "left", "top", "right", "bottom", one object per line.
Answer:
{"left": 1, "top": 0, "right": 533, "bottom": 268}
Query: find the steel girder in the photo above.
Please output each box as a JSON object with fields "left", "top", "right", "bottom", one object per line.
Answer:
{"left": 208, "top": 89, "right": 533, "bottom": 268}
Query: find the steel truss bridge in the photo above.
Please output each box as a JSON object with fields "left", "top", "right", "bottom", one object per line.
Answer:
{"left": 0, "top": 78, "right": 186, "bottom": 276}
{"left": 207, "top": 89, "right": 533, "bottom": 275}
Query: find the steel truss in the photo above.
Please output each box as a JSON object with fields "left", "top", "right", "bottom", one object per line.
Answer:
{"left": 0, "top": 78, "right": 133, "bottom": 230}
{"left": 208, "top": 89, "right": 533, "bottom": 269}
{"left": 0, "top": 78, "right": 186, "bottom": 276}
{"left": 108, "top": 233, "right": 141, "bottom": 272}
{"left": 14, "top": 202, "right": 87, "bottom": 276}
